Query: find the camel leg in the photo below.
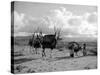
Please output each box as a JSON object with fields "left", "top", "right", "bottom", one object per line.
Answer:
{"left": 32, "top": 47, "right": 35, "bottom": 54}
{"left": 30, "top": 46, "right": 33, "bottom": 54}
{"left": 30, "top": 46, "right": 32, "bottom": 54}
{"left": 44, "top": 49, "right": 46, "bottom": 57}
{"left": 42, "top": 49, "right": 46, "bottom": 57}
{"left": 70, "top": 53, "right": 74, "bottom": 57}
{"left": 50, "top": 49, "right": 52, "bottom": 58}
{"left": 70, "top": 49, "right": 74, "bottom": 57}
{"left": 75, "top": 52, "right": 78, "bottom": 57}
{"left": 83, "top": 50, "right": 87, "bottom": 56}
{"left": 33, "top": 48, "right": 37, "bottom": 54}
{"left": 35, "top": 48, "right": 38, "bottom": 54}
{"left": 36, "top": 48, "right": 40, "bottom": 54}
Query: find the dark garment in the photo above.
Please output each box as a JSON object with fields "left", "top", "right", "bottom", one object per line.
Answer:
{"left": 83, "top": 43, "right": 87, "bottom": 56}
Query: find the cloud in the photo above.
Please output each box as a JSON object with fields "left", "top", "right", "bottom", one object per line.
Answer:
{"left": 14, "top": 11, "right": 25, "bottom": 32}
{"left": 46, "top": 7, "right": 97, "bottom": 38}
{"left": 13, "top": 7, "right": 97, "bottom": 38}
{"left": 13, "top": 11, "right": 43, "bottom": 33}
{"left": 16, "top": 16, "right": 54, "bottom": 34}
{"left": 87, "top": 12, "right": 97, "bottom": 24}
{"left": 78, "top": 12, "right": 97, "bottom": 37}
{"left": 68, "top": 18, "right": 82, "bottom": 26}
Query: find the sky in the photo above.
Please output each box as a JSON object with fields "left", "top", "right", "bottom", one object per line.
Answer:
{"left": 12, "top": 1, "right": 97, "bottom": 39}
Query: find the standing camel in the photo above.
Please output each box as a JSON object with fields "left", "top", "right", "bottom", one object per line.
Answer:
{"left": 68, "top": 41, "right": 82, "bottom": 57}
{"left": 41, "top": 26, "right": 61, "bottom": 58}
{"left": 28, "top": 32, "right": 43, "bottom": 54}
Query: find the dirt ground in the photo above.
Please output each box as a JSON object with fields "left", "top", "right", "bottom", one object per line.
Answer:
{"left": 13, "top": 45, "right": 97, "bottom": 74}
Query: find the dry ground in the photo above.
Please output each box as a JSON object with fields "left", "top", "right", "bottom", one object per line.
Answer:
{"left": 12, "top": 45, "right": 97, "bottom": 74}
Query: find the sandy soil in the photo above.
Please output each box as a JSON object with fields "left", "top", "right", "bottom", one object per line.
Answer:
{"left": 13, "top": 46, "right": 97, "bottom": 74}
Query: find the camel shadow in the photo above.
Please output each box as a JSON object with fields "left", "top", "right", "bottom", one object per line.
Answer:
{"left": 13, "top": 58, "right": 37, "bottom": 64}
{"left": 52, "top": 54, "right": 97, "bottom": 61}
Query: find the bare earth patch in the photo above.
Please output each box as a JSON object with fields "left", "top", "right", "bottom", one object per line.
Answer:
{"left": 14, "top": 56, "right": 97, "bottom": 73}
{"left": 13, "top": 45, "right": 97, "bottom": 74}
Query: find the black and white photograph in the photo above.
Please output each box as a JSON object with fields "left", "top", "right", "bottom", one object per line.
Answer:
{"left": 11, "top": 1, "right": 97, "bottom": 74}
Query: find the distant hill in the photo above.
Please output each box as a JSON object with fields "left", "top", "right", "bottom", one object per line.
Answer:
{"left": 61, "top": 36, "right": 97, "bottom": 42}
{"left": 12, "top": 35, "right": 97, "bottom": 47}
{"left": 14, "top": 35, "right": 97, "bottom": 43}
{"left": 13, "top": 32, "right": 97, "bottom": 43}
